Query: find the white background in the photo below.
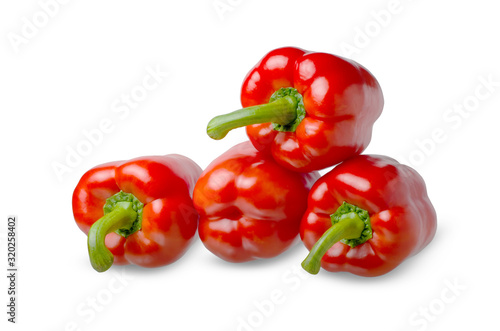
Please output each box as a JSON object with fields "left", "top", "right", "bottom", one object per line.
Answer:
{"left": 1, "top": 0, "right": 499, "bottom": 330}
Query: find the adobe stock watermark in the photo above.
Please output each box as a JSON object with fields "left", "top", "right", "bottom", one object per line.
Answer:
{"left": 236, "top": 264, "right": 312, "bottom": 331}
{"left": 7, "top": 0, "right": 72, "bottom": 54}
{"left": 51, "top": 64, "right": 168, "bottom": 182}
{"left": 212, "top": 0, "right": 245, "bottom": 21}
{"left": 408, "top": 278, "right": 466, "bottom": 330}
{"left": 398, "top": 74, "right": 499, "bottom": 168}
{"left": 339, "top": 0, "right": 412, "bottom": 58}
{"left": 60, "top": 269, "right": 135, "bottom": 331}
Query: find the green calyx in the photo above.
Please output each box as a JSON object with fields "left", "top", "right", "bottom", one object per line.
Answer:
{"left": 301, "top": 202, "right": 372, "bottom": 275}
{"left": 103, "top": 191, "right": 144, "bottom": 238}
{"left": 269, "top": 87, "right": 305, "bottom": 133}
{"left": 330, "top": 202, "right": 372, "bottom": 247}
{"left": 206, "top": 87, "right": 305, "bottom": 140}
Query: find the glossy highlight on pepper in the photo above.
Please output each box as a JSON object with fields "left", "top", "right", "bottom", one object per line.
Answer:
{"left": 72, "top": 154, "right": 202, "bottom": 272}
{"left": 207, "top": 46, "right": 384, "bottom": 172}
{"left": 193, "top": 141, "right": 319, "bottom": 263}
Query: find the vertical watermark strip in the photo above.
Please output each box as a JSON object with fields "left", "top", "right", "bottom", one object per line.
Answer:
{"left": 6, "top": 216, "right": 17, "bottom": 323}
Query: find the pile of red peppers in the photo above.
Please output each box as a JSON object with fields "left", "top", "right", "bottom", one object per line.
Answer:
{"left": 73, "top": 46, "right": 436, "bottom": 277}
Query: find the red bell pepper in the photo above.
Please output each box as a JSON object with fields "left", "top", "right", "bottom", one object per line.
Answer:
{"left": 300, "top": 155, "right": 437, "bottom": 277}
{"left": 72, "top": 154, "right": 202, "bottom": 272}
{"left": 192, "top": 142, "right": 319, "bottom": 262}
{"left": 207, "top": 46, "right": 384, "bottom": 172}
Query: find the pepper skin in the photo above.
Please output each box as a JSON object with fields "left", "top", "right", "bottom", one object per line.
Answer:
{"left": 72, "top": 154, "right": 202, "bottom": 272}
{"left": 300, "top": 155, "right": 437, "bottom": 277}
{"left": 207, "top": 46, "right": 384, "bottom": 172}
{"left": 193, "top": 142, "right": 319, "bottom": 263}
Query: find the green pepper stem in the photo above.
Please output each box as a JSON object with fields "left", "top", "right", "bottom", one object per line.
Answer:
{"left": 301, "top": 212, "right": 366, "bottom": 275}
{"left": 207, "top": 95, "right": 298, "bottom": 140}
{"left": 87, "top": 202, "right": 137, "bottom": 272}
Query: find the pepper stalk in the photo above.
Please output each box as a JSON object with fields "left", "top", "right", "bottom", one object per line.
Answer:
{"left": 301, "top": 202, "right": 373, "bottom": 275}
{"left": 207, "top": 87, "right": 306, "bottom": 140}
{"left": 87, "top": 191, "right": 143, "bottom": 272}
